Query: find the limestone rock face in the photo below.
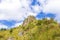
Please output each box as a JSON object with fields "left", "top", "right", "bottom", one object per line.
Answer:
{"left": 7, "top": 37, "right": 14, "bottom": 40}
{"left": 18, "top": 31, "right": 24, "bottom": 36}
{"left": 22, "top": 15, "right": 36, "bottom": 26}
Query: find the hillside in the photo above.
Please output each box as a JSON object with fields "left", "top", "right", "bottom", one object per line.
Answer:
{"left": 0, "top": 16, "right": 60, "bottom": 40}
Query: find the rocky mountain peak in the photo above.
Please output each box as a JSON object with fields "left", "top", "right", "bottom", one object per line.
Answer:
{"left": 22, "top": 15, "right": 36, "bottom": 26}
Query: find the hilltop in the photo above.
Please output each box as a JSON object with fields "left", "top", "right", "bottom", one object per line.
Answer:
{"left": 0, "top": 16, "right": 60, "bottom": 40}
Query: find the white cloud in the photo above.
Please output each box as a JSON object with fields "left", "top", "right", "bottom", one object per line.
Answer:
{"left": 0, "top": 14, "right": 6, "bottom": 20}
{"left": 0, "top": 0, "right": 37, "bottom": 29}
{"left": 0, "top": 0, "right": 60, "bottom": 20}
{"left": 0, "top": 0, "right": 21, "bottom": 10}
{"left": 31, "top": 5, "right": 42, "bottom": 13}
{"left": 0, "top": 0, "right": 44, "bottom": 21}
{"left": 31, "top": 0, "right": 60, "bottom": 22}
{"left": 42, "top": 0, "right": 60, "bottom": 22}
{"left": 43, "top": 0, "right": 60, "bottom": 13}
{"left": 0, "top": 24, "right": 8, "bottom": 29}
{"left": 11, "top": 22, "right": 23, "bottom": 28}
{"left": 0, "top": 0, "right": 22, "bottom": 20}
{"left": 0, "top": 0, "right": 60, "bottom": 28}
{"left": 0, "top": 0, "right": 37, "bottom": 21}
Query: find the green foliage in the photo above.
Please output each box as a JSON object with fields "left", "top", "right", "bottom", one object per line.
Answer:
{"left": 0, "top": 16, "right": 60, "bottom": 40}
{"left": 9, "top": 29, "right": 13, "bottom": 34}
{"left": 0, "top": 28, "right": 6, "bottom": 31}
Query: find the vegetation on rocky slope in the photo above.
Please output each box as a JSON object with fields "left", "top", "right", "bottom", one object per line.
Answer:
{"left": 0, "top": 16, "right": 60, "bottom": 40}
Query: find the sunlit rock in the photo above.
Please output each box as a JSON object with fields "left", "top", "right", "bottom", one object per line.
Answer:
{"left": 22, "top": 15, "right": 36, "bottom": 26}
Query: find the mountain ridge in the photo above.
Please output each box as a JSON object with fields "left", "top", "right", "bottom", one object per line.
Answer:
{"left": 0, "top": 15, "right": 60, "bottom": 40}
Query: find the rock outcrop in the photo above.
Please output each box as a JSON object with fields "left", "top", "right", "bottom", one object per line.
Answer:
{"left": 22, "top": 15, "right": 36, "bottom": 26}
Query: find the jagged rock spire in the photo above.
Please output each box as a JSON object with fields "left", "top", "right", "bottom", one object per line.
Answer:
{"left": 22, "top": 15, "right": 36, "bottom": 26}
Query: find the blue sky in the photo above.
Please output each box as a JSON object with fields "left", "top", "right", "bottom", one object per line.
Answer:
{"left": 36, "top": 11, "right": 56, "bottom": 19}
{"left": 0, "top": 0, "right": 60, "bottom": 29}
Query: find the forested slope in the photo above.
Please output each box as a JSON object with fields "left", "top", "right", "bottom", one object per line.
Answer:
{"left": 0, "top": 16, "right": 60, "bottom": 40}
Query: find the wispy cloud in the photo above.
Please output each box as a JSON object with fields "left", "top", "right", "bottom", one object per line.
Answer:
{"left": 0, "top": 0, "right": 60, "bottom": 28}
{"left": 0, "top": 23, "right": 8, "bottom": 29}
{"left": 43, "top": 0, "right": 60, "bottom": 22}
